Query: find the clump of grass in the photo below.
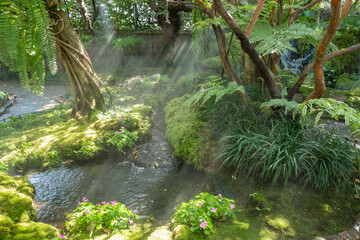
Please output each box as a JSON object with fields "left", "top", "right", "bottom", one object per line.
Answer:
{"left": 218, "top": 113, "right": 356, "bottom": 189}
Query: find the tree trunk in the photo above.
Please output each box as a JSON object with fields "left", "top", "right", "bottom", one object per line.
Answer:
{"left": 305, "top": 0, "right": 341, "bottom": 101}
{"left": 213, "top": 0, "right": 282, "bottom": 99}
{"left": 45, "top": 0, "right": 105, "bottom": 116}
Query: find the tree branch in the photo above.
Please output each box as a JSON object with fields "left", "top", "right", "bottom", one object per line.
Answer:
{"left": 286, "top": 44, "right": 360, "bottom": 101}
{"left": 246, "top": 0, "right": 265, "bottom": 38}
{"left": 288, "top": 0, "right": 322, "bottom": 25}
{"left": 340, "top": 0, "right": 353, "bottom": 22}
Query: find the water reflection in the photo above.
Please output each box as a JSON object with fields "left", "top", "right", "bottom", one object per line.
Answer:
{"left": 27, "top": 155, "right": 214, "bottom": 226}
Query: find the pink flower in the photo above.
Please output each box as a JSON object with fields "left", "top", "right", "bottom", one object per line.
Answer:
{"left": 96, "top": 204, "right": 100, "bottom": 206}
{"left": 97, "top": 137, "right": 100, "bottom": 140}
{"left": 134, "top": 223, "right": 137, "bottom": 227}
{"left": 98, "top": 208, "right": 101, "bottom": 212}
{"left": 119, "top": 119, "right": 122, "bottom": 122}
{"left": 110, "top": 201, "right": 116, "bottom": 206}
{"left": 200, "top": 88, "right": 204, "bottom": 91}
{"left": 129, "top": 114, "right": 132, "bottom": 117}
{"left": 116, "top": 130, "right": 120, "bottom": 134}
{"left": 86, "top": 209, "right": 90, "bottom": 214}
{"left": 11, "top": 113, "right": 14, "bottom": 116}
{"left": 88, "top": 226, "right": 91, "bottom": 231}
{"left": 82, "top": 197, "right": 88, "bottom": 202}
{"left": 102, "top": 202, "right": 107, "bottom": 205}
{"left": 90, "top": 222, "right": 93, "bottom": 226}
{"left": 4, "top": 129, "right": 7, "bottom": 131}
{"left": 129, "top": 219, "right": 133, "bottom": 225}
{"left": 211, "top": 208, "right": 217, "bottom": 213}
{"left": 131, "top": 209, "right": 138, "bottom": 214}
{"left": 122, "top": 116, "right": 125, "bottom": 119}
{"left": 198, "top": 202, "right": 203, "bottom": 207}
{"left": 231, "top": 204, "right": 235, "bottom": 210}
{"left": 121, "top": 126, "right": 124, "bottom": 129}
{"left": 200, "top": 220, "right": 207, "bottom": 230}
{"left": 77, "top": 202, "right": 81, "bottom": 206}
{"left": 219, "top": 194, "right": 222, "bottom": 198}
{"left": 340, "top": 95, "right": 343, "bottom": 98}
{"left": 59, "top": 234, "right": 65, "bottom": 239}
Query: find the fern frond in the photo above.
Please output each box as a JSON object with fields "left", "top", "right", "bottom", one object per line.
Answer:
{"left": 250, "top": 21, "right": 320, "bottom": 56}
{"left": 183, "top": 82, "right": 245, "bottom": 108}
{"left": 0, "top": 0, "right": 57, "bottom": 94}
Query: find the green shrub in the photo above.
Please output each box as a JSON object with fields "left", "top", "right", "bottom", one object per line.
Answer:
{"left": 325, "top": 29, "right": 359, "bottom": 74}
{"left": 199, "top": 57, "right": 222, "bottom": 73}
{"left": 66, "top": 198, "right": 138, "bottom": 236}
{"left": 335, "top": 73, "right": 360, "bottom": 90}
{"left": 104, "top": 128, "right": 138, "bottom": 153}
{"left": 172, "top": 192, "right": 236, "bottom": 235}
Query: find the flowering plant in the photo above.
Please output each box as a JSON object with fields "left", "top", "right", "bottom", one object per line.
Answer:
{"left": 171, "top": 192, "right": 236, "bottom": 235}
{"left": 66, "top": 198, "right": 138, "bottom": 236}
{"left": 105, "top": 128, "right": 138, "bottom": 152}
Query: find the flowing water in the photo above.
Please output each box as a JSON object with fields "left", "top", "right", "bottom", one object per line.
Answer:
{"left": 25, "top": 106, "right": 228, "bottom": 229}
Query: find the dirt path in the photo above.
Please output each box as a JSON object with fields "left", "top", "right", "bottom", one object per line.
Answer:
{"left": 0, "top": 80, "right": 68, "bottom": 120}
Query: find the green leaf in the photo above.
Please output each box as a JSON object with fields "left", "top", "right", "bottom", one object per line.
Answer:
{"left": 314, "top": 111, "right": 323, "bottom": 125}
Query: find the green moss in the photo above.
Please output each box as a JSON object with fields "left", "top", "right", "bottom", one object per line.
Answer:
{"left": 174, "top": 225, "right": 205, "bottom": 240}
{"left": 12, "top": 222, "right": 59, "bottom": 240}
{"left": 0, "top": 172, "right": 34, "bottom": 197}
{"left": 0, "top": 186, "right": 35, "bottom": 223}
{"left": 0, "top": 214, "right": 14, "bottom": 240}
{"left": 265, "top": 216, "right": 295, "bottom": 237}
{"left": 0, "top": 103, "right": 153, "bottom": 169}
{"left": 69, "top": 218, "right": 169, "bottom": 240}
{"left": 165, "top": 96, "right": 212, "bottom": 170}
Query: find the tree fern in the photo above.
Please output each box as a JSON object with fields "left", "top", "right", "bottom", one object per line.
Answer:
{"left": 0, "top": 0, "right": 57, "bottom": 95}
{"left": 183, "top": 82, "right": 245, "bottom": 107}
{"left": 250, "top": 21, "right": 338, "bottom": 56}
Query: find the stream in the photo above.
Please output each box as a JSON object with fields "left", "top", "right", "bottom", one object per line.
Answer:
{"left": 24, "top": 106, "right": 232, "bottom": 229}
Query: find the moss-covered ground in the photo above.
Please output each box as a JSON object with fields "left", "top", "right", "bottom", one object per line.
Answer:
{"left": 0, "top": 172, "right": 59, "bottom": 239}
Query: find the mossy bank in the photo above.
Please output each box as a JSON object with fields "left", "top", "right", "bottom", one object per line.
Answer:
{"left": 0, "top": 172, "right": 59, "bottom": 239}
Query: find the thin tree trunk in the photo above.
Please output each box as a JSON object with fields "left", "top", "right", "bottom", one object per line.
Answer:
{"left": 305, "top": 0, "right": 341, "bottom": 101}
{"left": 246, "top": 0, "right": 265, "bottom": 38}
{"left": 46, "top": 0, "right": 105, "bottom": 116}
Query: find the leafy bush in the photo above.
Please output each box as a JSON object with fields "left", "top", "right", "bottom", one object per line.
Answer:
{"left": 105, "top": 128, "right": 138, "bottom": 153}
{"left": 66, "top": 197, "right": 138, "bottom": 236}
{"left": 172, "top": 192, "right": 236, "bottom": 235}
{"left": 0, "top": 160, "right": 7, "bottom": 172}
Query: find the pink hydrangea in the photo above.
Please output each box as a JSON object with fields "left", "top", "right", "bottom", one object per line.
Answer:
{"left": 200, "top": 220, "right": 207, "bottom": 230}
